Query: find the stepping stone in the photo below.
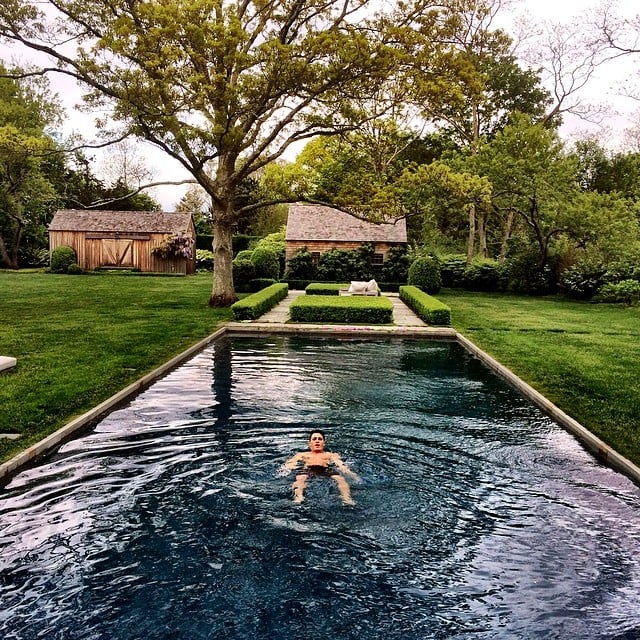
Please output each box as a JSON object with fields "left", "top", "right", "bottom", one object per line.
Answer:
{"left": 0, "top": 356, "right": 16, "bottom": 373}
{"left": 0, "top": 433, "right": 20, "bottom": 440}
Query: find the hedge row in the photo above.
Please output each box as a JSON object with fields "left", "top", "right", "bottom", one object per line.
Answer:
{"left": 304, "top": 283, "right": 349, "bottom": 295}
{"left": 230, "top": 283, "right": 289, "bottom": 320}
{"left": 290, "top": 295, "right": 394, "bottom": 324}
{"left": 399, "top": 285, "right": 451, "bottom": 326}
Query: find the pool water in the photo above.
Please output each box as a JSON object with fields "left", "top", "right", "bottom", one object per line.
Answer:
{"left": 2, "top": 336, "right": 640, "bottom": 639}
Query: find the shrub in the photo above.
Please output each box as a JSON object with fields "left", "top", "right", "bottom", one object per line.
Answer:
{"left": 230, "top": 282, "right": 289, "bottom": 320}
{"left": 464, "top": 259, "right": 505, "bottom": 292}
{"left": 399, "top": 285, "right": 451, "bottom": 326}
{"left": 232, "top": 257, "right": 256, "bottom": 285}
{"left": 305, "top": 283, "right": 349, "bottom": 295}
{"left": 66, "top": 263, "right": 85, "bottom": 275}
{"left": 290, "top": 295, "right": 393, "bottom": 324}
{"left": 285, "top": 248, "right": 316, "bottom": 280}
{"left": 440, "top": 255, "right": 467, "bottom": 288}
{"left": 502, "top": 238, "right": 558, "bottom": 295}
{"left": 254, "top": 232, "right": 286, "bottom": 277}
{"left": 380, "top": 246, "right": 411, "bottom": 283}
{"left": 593, "top": 280, "right": 640, "bottom": 305}
{"left": 50, "top": 246, "right": 77, "bottom": 274}
{"left": 408, "top": 256, "right": 442, "bottom": 294}
{"left": 559, "top": 259, "right": 607, "bottom": 300}
{"left": 195, "top": 249, "right": 214, "bottom": 271}
{"left": 251, "top": 246, "right": 280, "bottom": 280}
{"left": 235, "top": 249, "right": 254, "bottom": 262}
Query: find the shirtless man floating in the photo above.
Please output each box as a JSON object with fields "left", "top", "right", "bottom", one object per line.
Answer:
{"left": 279, "top": 430, "right": 361, "bottom": 505}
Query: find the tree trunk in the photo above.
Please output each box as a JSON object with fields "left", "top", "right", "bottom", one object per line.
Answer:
{"left": 477, "top": 210, "right": 488, "bottom": 258}
{"left": 209, "top": 201, "right": 238, "bottom": 307}
{"left": 499, "top": 209, "right": 515, "bottom": 260}
{"left": 466, "top": 202, "right": 476, "bottom": 265}
{"left": 0, "top": 235, "right": 19, "bottom": 269}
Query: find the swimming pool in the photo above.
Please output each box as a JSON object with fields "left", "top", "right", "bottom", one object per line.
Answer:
{"left": 2, "top": 336, "right": 640, "bottom": 639}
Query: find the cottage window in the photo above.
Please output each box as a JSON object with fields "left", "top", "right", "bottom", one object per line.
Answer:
{"left": 311, "top": 251, "right": 321, "bottom": 267}
{"left": 372, "top": 252, "right": 384, "bottom": 266}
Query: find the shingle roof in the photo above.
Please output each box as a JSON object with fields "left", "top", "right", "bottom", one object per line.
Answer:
{"left": 49, "top": 210, "right": 193, "bottom": 234}
{"left": 285, "top": 203, "right": 407, "bottom": 243}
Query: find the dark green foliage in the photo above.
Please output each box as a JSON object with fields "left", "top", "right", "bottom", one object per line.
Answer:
{"left": 380, "top": 246, "right": 411, "bottom": 283}
{"left": 290, "top": 295, "right": 393, "bottom": 324}
{"left": 502, "top": 239, "right": 557, "bottom": 295}
{"left": 285, "top": 248, "right": 316, "bottom": 280}
{"left": 50, "top": 245, "right": 77, "bottom": 274}
{"left": 232, "top": 257, "right": 256, "bottom": 284}
{"left": 316, "top": 248, "right": 371, "bottom": 282}
{"left": 236, "top": 278, "right": 278, "bottom": 293}
{"left": 594, "top": 280, "right": 640, "bottom": 305}
{"left": 399, "top": 285, "right": 451, "bottom": 325}
{"left": 408, "top": 256, "right": 442, "bottom": 294}
{"left": 230, "top": 282, "right": 288, "bottom": 320}
{"left": 463, "top": 259, "right": 506, "bottom": 292}
{"left": 440, "top": 255, "right": 467, "bottom": 288}
{"left": 196, "top": 234, "right": 213, "bottom": 251}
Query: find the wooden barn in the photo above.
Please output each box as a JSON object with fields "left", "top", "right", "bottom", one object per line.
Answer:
{"left": 285, "top": 203, "right": 407, "bottom": 266}
{"left": 49, "top": 209, "right": 196, "bottom": 275}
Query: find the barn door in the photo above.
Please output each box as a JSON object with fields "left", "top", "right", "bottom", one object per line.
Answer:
{"left": 102, "top": 239, "right": 134, "bottom": 267}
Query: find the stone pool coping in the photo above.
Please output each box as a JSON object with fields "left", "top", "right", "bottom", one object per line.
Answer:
{"left": 2, "top": 322, "right": 639, "bottom": 489}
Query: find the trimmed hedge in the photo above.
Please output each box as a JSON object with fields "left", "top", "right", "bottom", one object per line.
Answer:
{"left": 290, "top": 295, "right": 393, "bottom": 324}
{"left": 305, "top": 282, "right": 349, "bottom": 295}
{"left": 399, "top": 285, "right": 451, "bottom": 326}
{"left": 230, "top": 282, "right": 289, "bottom": 320}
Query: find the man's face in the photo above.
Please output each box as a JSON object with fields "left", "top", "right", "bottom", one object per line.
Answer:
{"left": 309, "top": 433, "right": 325, "bottom": 453}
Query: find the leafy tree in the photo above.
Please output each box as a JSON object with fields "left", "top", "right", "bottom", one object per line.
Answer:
{"left": 0, "top": 65, "right": 60, "bottom": 268}
{"left": 472, "top": 114, "right": 579, "bottom": 269}
{"left": 0, "top": 0, "right": 415, "bottom": 304}
{"left": 408, "top": 0, "right": 551, "bottom": 261}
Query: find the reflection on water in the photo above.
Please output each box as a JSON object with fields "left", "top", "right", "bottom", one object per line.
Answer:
{"left": 1, "top": 337, "right": 640, "bottom": 640}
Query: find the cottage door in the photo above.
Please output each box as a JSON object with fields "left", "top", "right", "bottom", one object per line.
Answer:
{"left": 102, "top": 239, "right": 134, "bottom": 267}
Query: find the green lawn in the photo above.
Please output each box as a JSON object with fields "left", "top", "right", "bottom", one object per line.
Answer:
{"left": 438, "top": 290, "right": 640, "bottom": 465}
{"left": 0, "top": 271, "right": 231, "bottom": 463}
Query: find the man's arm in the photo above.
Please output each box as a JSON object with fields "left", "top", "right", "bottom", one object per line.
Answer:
{"left": 279, "top": 452, "right": 306, "bottom": 473}
{"left": 331, "top": 453, "right": 361, "bottom": 482}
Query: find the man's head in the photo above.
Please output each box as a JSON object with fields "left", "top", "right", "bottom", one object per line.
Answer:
{"left": 308, "top": 430, "right": 326, "bottom": 452}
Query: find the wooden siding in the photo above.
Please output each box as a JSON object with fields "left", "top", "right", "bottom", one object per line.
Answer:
{"left": 49, "top": 230, "right": 195, "bottom": 274}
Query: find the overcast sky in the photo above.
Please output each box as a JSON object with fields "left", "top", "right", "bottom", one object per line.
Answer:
{"left": 1, "top": 0, "right": 639, "bottom": 210}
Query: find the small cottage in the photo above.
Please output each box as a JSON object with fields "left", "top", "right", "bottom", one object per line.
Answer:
{"left": 285, "top": 203, "right": 407, "bottom": 266}
{"left": 49, "top": 209, "right": 196, "bottom": 274}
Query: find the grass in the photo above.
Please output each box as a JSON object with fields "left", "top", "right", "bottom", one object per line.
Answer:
{"left": 437, "top": 290, "right": 640, "bottom": 466}
{"left": 0, "top": 271, "right": 231, "bottom": 463}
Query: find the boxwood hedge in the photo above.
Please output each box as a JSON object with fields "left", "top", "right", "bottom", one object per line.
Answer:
{"left": 290, "top": 295, "right": 393, "bottom": 324}
{"left": 230, "top": 282, "right": 289, "bottom": 320}
{"left": 399, "top": 285, "right": 451, "bottom": 326}
{"left": 304, "top": 283, "right": 349, "bottom": 295}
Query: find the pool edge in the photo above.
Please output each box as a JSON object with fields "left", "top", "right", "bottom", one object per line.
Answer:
{"left": 3, "top": 323, "right": 639, "bottom": 490}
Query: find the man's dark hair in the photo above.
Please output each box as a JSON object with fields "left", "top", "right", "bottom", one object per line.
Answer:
{"left": 309, "top": 430, "right": 325, "bottom": 440}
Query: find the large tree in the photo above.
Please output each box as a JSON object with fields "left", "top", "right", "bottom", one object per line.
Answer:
{"left": 407, "top": 0, "right": 551, "bottom": 262}
{"left": 0, "top": 0, "right": 427, "bottom": 304}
